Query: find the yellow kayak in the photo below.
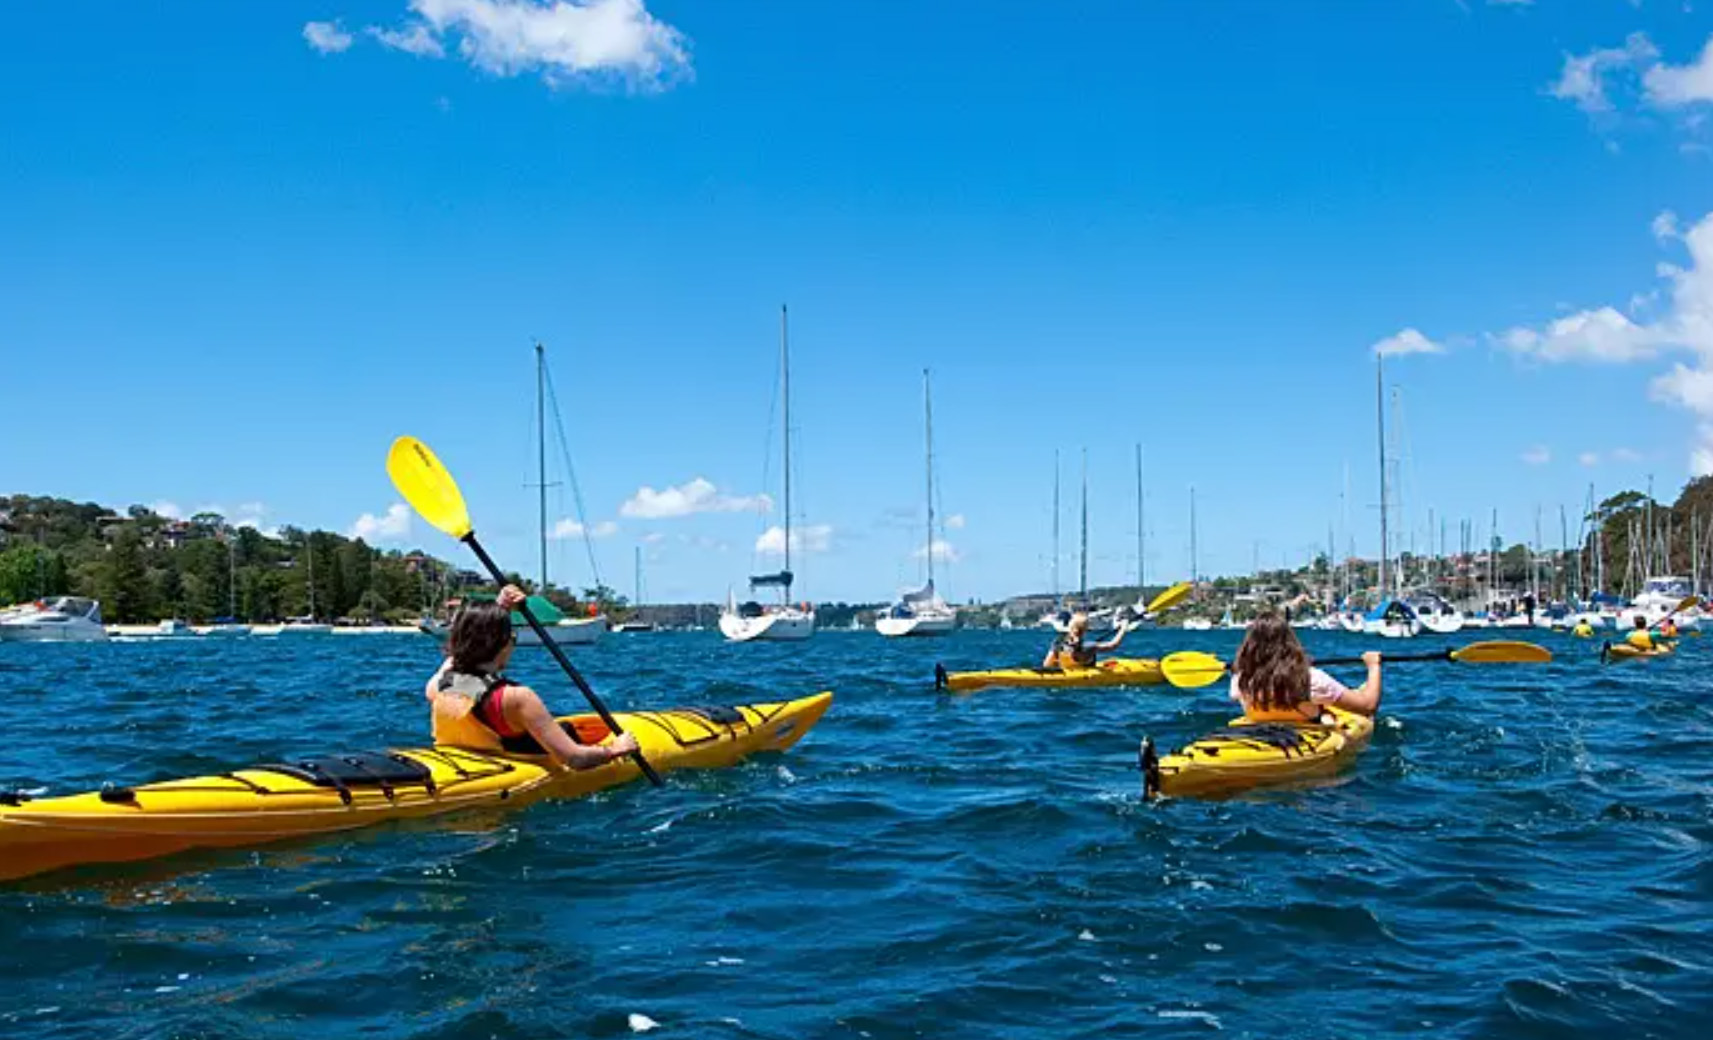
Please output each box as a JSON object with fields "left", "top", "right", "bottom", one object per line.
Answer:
{"left": 1603, "top": 641, "right": 1675, "bottom": 661}
{"left": 935, "top": 658, "right": 1164, "bottom": 693}
{"left": 1141, "top": 707, "right": 1374, "bottom": 799}
{"left": 0, "top": 693, "right": 832, "bottom": 882}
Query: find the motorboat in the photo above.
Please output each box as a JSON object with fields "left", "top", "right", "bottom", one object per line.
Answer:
{"left": 156, "top": 618, "right": 196, "bottom": 638}
{"left": 0, "top": 597, "right": 109, "bottom": 643}
{"left": 1181, "top": 617, "right": 1214, "bottom": 631}
{"left": 1403, "top": 592, "right": 1465, "bottom": 635}
{"left": 278, "top": 616, "right": 334, "bottom": 635}
{"left": 419, "top": 599, "right": 608, "bottom": 646}
{"left": 1618, "top": 576, "right": 1702, "bottom": 629}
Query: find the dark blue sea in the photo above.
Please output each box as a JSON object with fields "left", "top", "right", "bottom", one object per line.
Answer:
{"left": 1, "top": 628, "right": 1708, "bottom": 1039}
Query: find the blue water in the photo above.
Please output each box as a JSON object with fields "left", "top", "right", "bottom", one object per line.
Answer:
{"left": 1, "top": 629, "right": 1709, "bottom": 1038}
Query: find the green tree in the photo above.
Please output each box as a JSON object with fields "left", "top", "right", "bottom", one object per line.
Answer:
{"left": 101, "top": 527, "right": 149, "bottom": 622}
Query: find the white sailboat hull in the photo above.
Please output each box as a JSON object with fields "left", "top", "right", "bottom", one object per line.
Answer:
{"left": 0, "top": 618, "right": 108, "bottom": 643}
{"left": 720, "top": 609, "right": 816, "bottom": 642}
{"left": 419, "top": 615, "right": 608, "bottom": 646}
{"left": 875, "top": 612, "right": 956, "bottom": 638}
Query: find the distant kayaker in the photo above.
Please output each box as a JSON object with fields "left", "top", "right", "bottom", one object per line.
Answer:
{"left": 1626, "top": 615, "right": 1658, "bottom": 651}
{"left": 1229, "top": 613, "right": 1382, "bottom": 723}
{"left": 1043, "top": 611, "right": 1130, "bottom": 669}
{"left": 1657, "top": 616, "right": 1680, "bottom": 640}
{"left": 1572, "top": 618, "right": 1595, "bottom": 638}
{"left": 424, "top": 584, "right": 639, "bottom": 767}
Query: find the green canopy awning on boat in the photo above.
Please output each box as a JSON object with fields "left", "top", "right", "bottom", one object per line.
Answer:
{"left": 463, "top": 592, "right": 565, "bottom": 625}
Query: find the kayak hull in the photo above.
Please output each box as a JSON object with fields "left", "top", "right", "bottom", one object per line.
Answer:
{"left": 938, "top": 658, "right": 1164, "bottom": 692}
{"left": 0, "top": 693, "right": 832, "bottom": 882}
{"left": 1142, "top": 707, "right": 1373, "bottom": 799}
{"left": 1604, "top": 641, "right": 1674, "bottom": 660}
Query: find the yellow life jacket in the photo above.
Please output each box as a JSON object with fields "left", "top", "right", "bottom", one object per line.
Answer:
{"left": 1241, "top": 700, "right": 1326, "bottom": 724}
{"left": 1625, "top": 629, "right": 1655, "bottom": 651}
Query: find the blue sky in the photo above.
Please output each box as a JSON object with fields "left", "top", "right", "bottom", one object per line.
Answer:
{"left": 5, "top": 1, "right": 1713, "bottom": 603}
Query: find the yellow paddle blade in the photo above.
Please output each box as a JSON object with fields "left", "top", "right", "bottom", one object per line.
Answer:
{"left": 1447, "top": 640, "right": 1553, "bottom": 664}
{"left": 1145, "top": 581, "right": 1194, "bottom": 616}
{"left": 1160, "top": 650, "right": 1229, "bottom": 689}
{"left": 387, "top": 436, "right": 474, "bottom": 540}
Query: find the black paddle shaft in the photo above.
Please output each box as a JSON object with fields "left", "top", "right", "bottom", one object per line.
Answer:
{"left": 1312, "top": 650, "right": 1453, "bottom": 667}
{"left": 462, "top": 534, "right": 662, "bottom": 786}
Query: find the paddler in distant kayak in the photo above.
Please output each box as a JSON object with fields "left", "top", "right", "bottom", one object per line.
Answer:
{"left": 1625, "top": 614, "right": 1660, "bottom": 652}
{"left": 1228, "top": 613, "right": 1382, "bottom": 722}
{"left": 425, "top": 584, "right": 639, "bottom": 767}
{"left": 1571, "top": 618, "right": 1595, "bottom": 638}
{"left": 1043, "top": 611, "right": 1132, "bottom": 669}
{"left": 1657, "top": 616, "right": 1680, "bottom": 640}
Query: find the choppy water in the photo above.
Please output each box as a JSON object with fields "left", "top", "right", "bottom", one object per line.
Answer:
{"left": 1, "top": 628, "right": 1709, "bottom": 1039}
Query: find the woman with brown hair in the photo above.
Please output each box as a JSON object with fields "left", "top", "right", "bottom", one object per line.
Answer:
{"left": 424, "top": 585, "right": 639, "bottom": 767}
{"left": 1230, "top": 612, "right": 1382, "bottom": 722}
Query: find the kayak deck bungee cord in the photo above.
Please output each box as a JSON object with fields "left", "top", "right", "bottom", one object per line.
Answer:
{"left": 0, "top": 693, "right": 832, "bottom": 882}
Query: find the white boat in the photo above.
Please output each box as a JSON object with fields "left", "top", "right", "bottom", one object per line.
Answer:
{"left": 419, "top": 608, "right": 608, "bottom": 646}
{"left": 879, "top": 370, "right": 957, "bottom": 639}
{"left": 156, "top": 618, "right": 197, "bottom": 638}
{"left": 0, "top": 597, "right": 109, "bottom": 643}
{"left": 1181, "top": 618, "right": 1213, "bottom": 631}
{"left": 278, "top": 616, "right": 334, "bottom": 635}
{"left": 612, "top": 621, "right": 656, "bottom": 633}
{"left": 1462, "top": 613, "right": 1492, "bottom": 630}
{"left": 1362, "top": 599, "right": 1420, "bottom": 639}
{"left": 1618, "top": 576, "right": 1701, "bottom": 629}
{"left": 1336, "top": 610, "right": 1366, "bottom": 634}
{"left": 1403, "top": 592, "right": 1464, "bottom": 635}
{"left": 202, "top": 624, "right": 252, "bottom": 637}
{"left": 722, "top": 305, "right": 816, "bottom": 643}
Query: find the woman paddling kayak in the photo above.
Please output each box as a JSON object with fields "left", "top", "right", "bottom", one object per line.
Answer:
{"left": 1229, "top": 613, "right": 1382, "bottom": 722}
{"left": 1042, "top": 611, "right": 1132, "bottom": 669}
{"left": 425, "top": 585, "right": 639, "bottom": 766}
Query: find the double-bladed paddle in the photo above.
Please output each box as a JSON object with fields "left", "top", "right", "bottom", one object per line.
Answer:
{"left": 1160, "top": 640, "right": 1553, "bottom": 690}
{"left": 388, "top": 436, "right": 661, "bottom": 786}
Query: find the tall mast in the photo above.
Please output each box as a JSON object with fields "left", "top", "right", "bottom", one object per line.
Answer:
{"left": 228, "top": 533, "right": 237, "bottom": 619}
{"left": 635, "top": 545, "right": 643, "bottom": 608}
{"left": 1079, "top": 448, "right": 1089, "bottom": 600}
{"left": 1135, "top": 443, "right": 1145, "bottom": 591}
{"left": 1377, "top": 355, "right": 1390, "bottom": 599}
{"left": 781, "top": 305, "right": 792, "bottom": 594}
{"left": 1190, "top": 485, "right": 1199, "bottom": 585}
{"left": 306, "top": 538, "right": 317, "bottom": 619}
{"left": 536, "top": 341, "right": 548, "bottom": 593}
{"left": 1052, "top": 450, "right": 1060, "bottom": 598}
{"left": 923, "top": 369, "right": 935, "bottom": 588}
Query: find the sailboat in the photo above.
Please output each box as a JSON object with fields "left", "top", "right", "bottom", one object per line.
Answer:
{"left": 204, "top": 532, "right": 252, "bottom": 636}
{"left": 877, "top": 369, "right": 956, "bottom": 637}
{"left": 280, "top": 539, "right": 333, "bottom": 634}
{"left": 422, "top": 343, "right": 608, "bottom": 647}
{"left": 1361, "top": 355, "right": 1418, "bottom": 638}
{"left": 613, "top": 547, "right": 657, "bottom": 633}
{"left": 720, "top": 305, "right": 816, "bottom": 643}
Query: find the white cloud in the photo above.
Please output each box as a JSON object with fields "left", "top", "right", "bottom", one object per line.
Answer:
{"left": 1521, "top": 446, "right": 1552, "bottom": 466}
{"left": 1612, "top": 446, "right": 1645, "bottom": 463}
{"left": 945, "top": 513, "right": 966, "bottom": 530}
{"left": 368, "top": 22, "right": 446, "bottom": 56}
{"left": 620, "top": 478, "right": 771, "bottom": 519}
{"left": 1654, "top": 210, "right": 1682, "bottom": 242}
{"left": 755, "top": 524, "right": 832, "bottom": 556}
{"left": 350, "top": 0, "right": 690, "bottom": 90}
{"left": 1644, "top": 35, "right": 1713, "bottom": 106}
{"left": 150, "top": 500, "right": 184, "bottom": 520}
{"left": 912, "top": 538, "right": 961, "bottom": 563}
{"left": 1579, "top": 451, "right": 1600, "bottom": 467}
{"left": 1550, "top": 33, "right": 1658, "bottom": 113}
{"left": 640, "top": 531, "right": 665, "bottom": 544}
{"left": 349, "top": 503, "right": 413, "bottom": 542}
{"left": 303, "top": 20, "right": 355, "bottom": 54}
{"left": 551, "top": 517, "right": 618, "bottom": 539}
{"left": 1371, "top": 327, "right": 1446, "bottom": 358}
{"left": 1498, "top": 306, "right": 1659, "bottom": 363}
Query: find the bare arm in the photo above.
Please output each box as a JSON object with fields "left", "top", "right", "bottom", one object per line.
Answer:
{"left": 1336, "top": 652, "right": 1383, "bottom": 716}
{"left": 1093, "top": 624, "right": 1130, "bottom": 653}
{"left": 508, "top": 685, "right": 640, "bottom": 769}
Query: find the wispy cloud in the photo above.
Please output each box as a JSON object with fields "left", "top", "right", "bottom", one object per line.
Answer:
{"left": 350, "top": 503, "right": 413, "bottom": 541}
{"left": 1549, "top": 33, "right": 1659, "bottom": 113}
{"left": 756, "top": 524, "right": 832, "bottom": 556}
{"left": 1645, "top": 35, "right": 1713, "bottom": 107}
{"left": 912, "top": 538, "right": 961, "bottom": 563}
{"left": 945, "top": 513, "right": 966, "bottom": 530}
{"left": 1485, "top": 210, "right": 1713, "bottom": 474}
{"left": 303, "top": 20, "right": 355, "bottom": 54}
{"left": 314, "top": 0, "right": 691, "bottom": 90}
{"left": 620, "top": 478, "right": 771, "bottom": 519}
{"left": 1521, "top": 446, "right": 1552, "bottom": 466}
{"left": 1578, "top": 451, "right": 1601, "bottom": 467}
{"left": 551, "top": 517, "right": 618, "bottom": 539}
{"left": 1371, "top": 328, "right": 1446, "bottom": 358}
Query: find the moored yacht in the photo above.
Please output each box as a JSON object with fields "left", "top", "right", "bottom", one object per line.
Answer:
{"left": 0, "top": 597, "right": 109, "bottom": 643}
